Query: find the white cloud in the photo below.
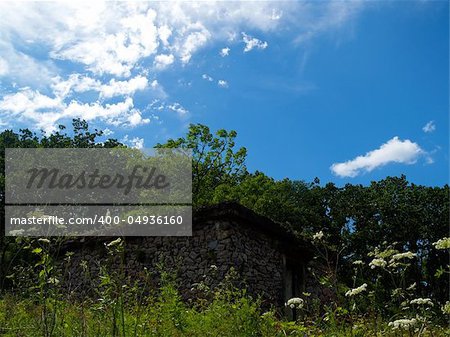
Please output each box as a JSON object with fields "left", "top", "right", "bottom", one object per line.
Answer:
{"left": 51, "top": 6, "right": 160, "bottom": 77}
{"left": 51, "top": 74, "right": 148, "bottom": 99}
{"left": 293, "top": 2, "right": 364, "bottom": 45}
{"left": 63, "top": 97, "right": 146, "bottom": 127}
{"left": 422, "top": 120, "right": 436, "bottom": 133}
{"left": 0, "top": 89, "right": 63, "bottom": 115}
{"left": 103, "top": 128, "right": 114, "bottom": 136}
{"left": 0, "top": 39, "right": 56, "bottom": 88}
{"left": 242, "top": 32, "right": 268, "bottom": 52}
{"left": 0, "top": 89, "right": 63, "bottom": 132}
{"left": 131, "top": 137, "right": 145, "bottom": 149}
{"left": 126, "top": 109, "right": 150, "bottom": 127}
{"left": 0, "top": 57, "right": 8, "bottom": 76}
{"left": 0, "top": 89, "right": 149, "bottom": 132}
{"left": 154, "top": 54, "right": 175, "bottom": 69}
{"left": 177, "top": 27, "right": 211, "bottom": 64}
{"left": 271, "top": 9, "right": 283, "bottom": 20}
{"left": 330, "top": 137, "right": 426, "bottom": 178}
{"left": 158, "top": 25, "right": 172, "bottom": 46}
{"left": 167, "top": 102, "right": 188, "bottom": 116}
{"left": 0, "top": 2, "right": 363, "bottom": 80}
{"left": 220, "top": 47, "right": 230, "bottom": 57}
{"left": 202, "top": 74, "right": 214, "bottom": 82}
{"left": 51, "top": 74, "right": 99, "bottom": 98}
{"left": 121, "top": 135, "right": 145, "bottom": 149}
{"left": 148, "top": 79, "right": 167, "bottom": 99}
{"left": 218, "top": 80, "right": 228, "bottom": 88}
{"left": 100, "top": 76, "right": 149, "bottom": 99}
{"left": 0, "top": 2, "right": 366, "bottom": 131}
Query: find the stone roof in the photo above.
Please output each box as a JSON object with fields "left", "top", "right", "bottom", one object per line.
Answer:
{"left": 60, "top": 202, "right": 314, "bottom": 260}
{"left": 194, "top": 202, "right": 314, "bottom": 259}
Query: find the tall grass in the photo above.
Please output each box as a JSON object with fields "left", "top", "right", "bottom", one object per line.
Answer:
{"left": 0, "top": 236, "right": 448, "bottom": 337}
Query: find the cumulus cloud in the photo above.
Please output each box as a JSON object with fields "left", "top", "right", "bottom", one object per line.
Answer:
{"left": 51, "top": 74, "right": 149, "bottom": 99}
{"left": 220, "top": 47, "right": 230, "bottom": 57}
{"left": 0, "top": 2, "right": 366, "bottom": 131}
{"left": 0, "top": 2, "right": 363, "bottom": 79}
{"left": 0, "top": 57, "right": 8, "bottom": 76}
{"left": 50, "top": 6, "right": 160, "bottom": 77}
{"left": 218, "top": 80, "right": 228, "bottom": 88}
{"left": 0, "top": 89, "right": 149, "bottom": 132}
{"left": 422, "top": 121, "right": 436, "bottom": 133}
{"left": 100, "top": 76, "right": 149, "bottom": 99}
{"left": 330, "top": 137, "right": 426, "bottom": 178}
{"left": 121, "top": 135, "right": 145, "bottom": 149}
{"left": 158, "top": 25, "right": 172, "bottom": 46}
{"left": 167, "top": 102, "right": 188, "bottom": 116}
{"left": 154, "top": 54, "right": 175, "bottom": 69}
{"left": 202, "top": 74, "right": 214, "bottom": 82}
{"left": 102, "top": 128, "right": 114, "bottom": 136}
{"left": 131, "top": 137, "right": 145, "bottom": 149}
{"left": 242, "top": 32, "right": 268, "bottom": 52}
{"left": 177, "top": 28, "right": 211, "bottom": 64}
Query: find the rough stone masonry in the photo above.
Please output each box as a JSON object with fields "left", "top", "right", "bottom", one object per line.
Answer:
{"left": 60, "top": 202, "right": 313, "bottom": 311}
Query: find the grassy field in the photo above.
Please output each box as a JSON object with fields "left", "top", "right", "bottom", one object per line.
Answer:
{"left": 0, "top": 287, "right": 448, "bottom": 337}
{"left": 1, "top": 237, "right": 449, "bottom": 337}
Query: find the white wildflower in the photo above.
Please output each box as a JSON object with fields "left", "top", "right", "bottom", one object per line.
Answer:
{"left": 388, "top": 318, "right": 417, "bottom": 329}
{"left": 388, "top": 261, "right": 401, "bottom": 268}
{"left": 410, "top": 298, "right": 434, "bottom": 307}
{"left": 285, "top": 297, "right": 304, "bottom": 309}
{"left": 352, "top": 260, "right": 364, "bottom": 265}
{"left": 407, "top": 282, "right": 416, "bottom": 291}
{"left": 38, "top": 238, "right": 50, "bottom": 244}
{"left": 392, "top": 288, "right": 402, "bottom": 297}
{"left": 433, "top": 237, "right": 450, "bottom": 250}
{"left": 106, "top": 238, "right": 122, "bottom": 247}
{"left": 441, "top": 301, "right": 450, "bottom": 315}
{"left": 9, "top": 229, "right": 25, "bottom": 236}
{"left": 312, "top": 231, "right": 324, "bottom": 241}
{"left": 369, "top": 258, "right": 387, "bottom": 269}
{"left": 47, "top": 277, "right": 59, "bottom": 285}
{"left": 391, "top": 252, "right": 417, "bottom": 260}
{"left": 345, "top": 283, "right": 367, "bottom": 297}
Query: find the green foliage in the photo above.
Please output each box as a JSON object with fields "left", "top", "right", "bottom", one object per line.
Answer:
{"left": 156, "top": 123, "right": 247, "bottom": 206}
{"left": 1, "top": 236, "right": 450, "bottom": 336}
{"left": 0, "top": 121, "right": 449, "bottom": 336}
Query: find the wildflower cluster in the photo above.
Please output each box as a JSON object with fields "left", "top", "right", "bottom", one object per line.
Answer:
{"left": 388, "top": 318, "right": 417, "bottom": 329}
{"left": 312, "top": 231, "right": 324, "bottom": 241}
{"left": 367, "top": 245, "right": 416, "bottom": 270}
{"left": 433, "top": 237, "right": 450, "bottom": 250}
{"left": 391, "top": 252, "right": 416, "bottom": 260}
{"left": 106, "top": 237, "right": 122, "bottom": 248}
{"left": 345, "top": 283, "right": 367, "bottom": 297}
{"left": 410, "top": 298, "right": 434, "bottom": 307}
{"left": 406, "top": 282, "right": 416, "bottom": 291}
{"left": 441, "top": 301, "right": 450, "bottom": 315}
{"left": 285, "top": 297, "right": 304, "bottom": 309}
{"left": 369, "top": 258, "right": 387, "bottom": 269}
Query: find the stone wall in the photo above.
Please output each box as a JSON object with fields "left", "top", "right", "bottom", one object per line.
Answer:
{"left": 61, "top": 217, "right": 307, "bottom": 309}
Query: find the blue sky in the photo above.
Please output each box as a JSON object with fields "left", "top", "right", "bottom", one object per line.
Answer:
{"left": 0, "top": 1, "right": 448, "bottom": 186}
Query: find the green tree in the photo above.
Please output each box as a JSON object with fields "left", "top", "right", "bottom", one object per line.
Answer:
{"left": 156, "top": 123, "right": 247, "bottom": 206}
{"left": 0, "top": 119, "right": 123, "bottom": 290}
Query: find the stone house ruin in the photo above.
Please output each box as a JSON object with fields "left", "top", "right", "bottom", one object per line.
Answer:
{"left": 62, "top": 202, "right": 313, "bottom": 313}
